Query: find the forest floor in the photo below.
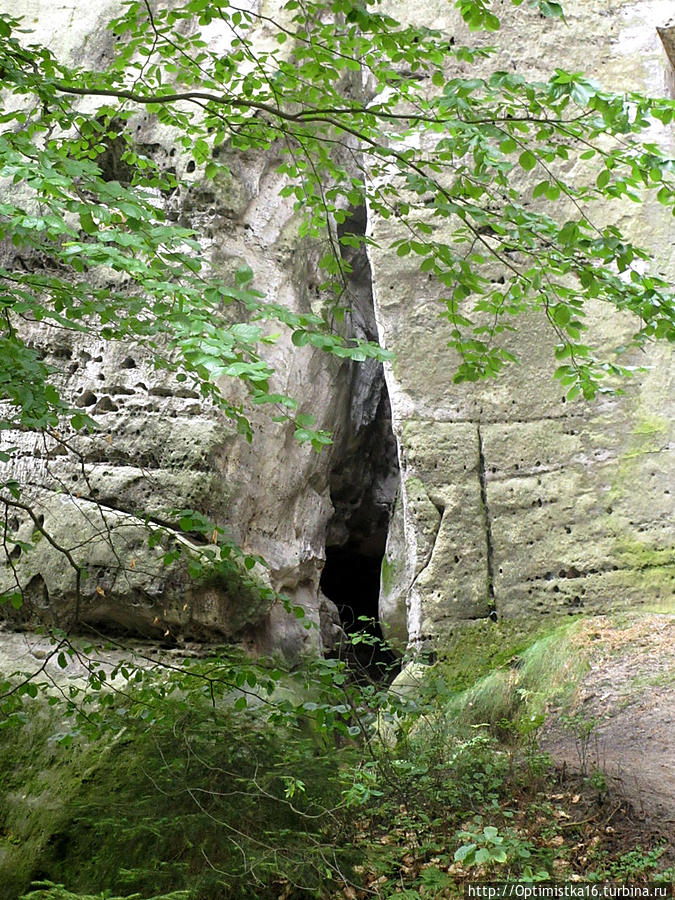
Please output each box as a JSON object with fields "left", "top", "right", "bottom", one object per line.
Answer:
{"left": 5, "top": 612, "right": 674, "bottom": 900}
{"left": 338, "top": 769, "right": 675, "bottom": 899}
{"left": 320, "top": 612, "right": 675, "bottom": 899}
{"left": 541, "top": 614, "right": 675, "bottom": 826}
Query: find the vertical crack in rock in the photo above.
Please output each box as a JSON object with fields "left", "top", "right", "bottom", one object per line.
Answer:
{"left": 411, "top": 499, "right": 444, "bottom": 588}
{"left": 477, "top": 423, "right": 497, "bottom": 620}
{"left": 319, "top": 206, "right": 400, "bottom": 675}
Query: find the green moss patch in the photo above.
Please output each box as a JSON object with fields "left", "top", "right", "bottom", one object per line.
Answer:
{"left": 413, "top": 617, "right": 591, "bottom": 735}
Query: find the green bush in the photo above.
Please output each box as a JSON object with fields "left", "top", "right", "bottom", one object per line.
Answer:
{"left": 0, "top": 656, "right": 362, "bottom": 900}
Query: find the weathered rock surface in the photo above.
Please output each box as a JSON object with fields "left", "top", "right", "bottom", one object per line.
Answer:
{"left": 0, "top": 0, "right": 376, "bottom": 656}
{"left": 371, "top": 0, "right": 675, "bottom": 644}
{"left": 0, "top": 0, "right": 673, "bottom": 659}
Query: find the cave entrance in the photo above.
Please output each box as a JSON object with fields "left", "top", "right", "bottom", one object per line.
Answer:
{"left": 319, "top": 363, "right": 400, "bottom": 681}
{"left": 320, "top": 539, "right": 398, "bottom": 681}
{"left": 319, "top": 203, "right": 401, "bottom": 681}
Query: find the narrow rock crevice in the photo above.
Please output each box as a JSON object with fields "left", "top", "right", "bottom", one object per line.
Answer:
{"left": 320, "top": 205, "right": 400, "bottom": 676}
{"left": 477, "top": 423, "right": 497, "bottom": 620}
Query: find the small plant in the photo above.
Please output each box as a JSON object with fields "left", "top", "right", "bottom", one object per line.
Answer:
{"left": 453, "top": 819, "right": 552, "bottom": 881}
{"left": 454, "top": 824, "right": 508, "bottom": 868}
{"left": 589, "top": 768, "right": 607, "bottom": 796}
{"left": 417, "top": 865, "right": 454, "bottom": 897}
{"left": 587, "top": 845, "right": 668, "bottom": 882}
{"left": 560, "top": 713, "right": 600, "bottom": 776}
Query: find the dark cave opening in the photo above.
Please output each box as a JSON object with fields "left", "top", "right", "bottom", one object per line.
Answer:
{"left": 320, "top": 541, "right": 399, "bottom": 681}
{"left": 318, "top": 203, "right": 401, "bottom": 681}
{"left": 319, "top": 361, "right": 401, "bottom": 680}
{"left": 320, "top": 545, "right": 382, "bottom": 633}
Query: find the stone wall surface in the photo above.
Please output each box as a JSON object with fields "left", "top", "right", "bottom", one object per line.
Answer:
{"left": 0, "top": 0, "right": 673, "bottom": 656}
{"left": 0, "top": 0, "right": 367, "bottom": 657}
{"left": 373, "top": 0, "right": 675, "bottom": 644}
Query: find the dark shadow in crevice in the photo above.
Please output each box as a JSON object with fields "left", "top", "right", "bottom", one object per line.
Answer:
{"left": 320, "top": 542, "right": 399, "bottom": 683}
{"left": 321, "top": 203, "right": 401, "bottom": 681}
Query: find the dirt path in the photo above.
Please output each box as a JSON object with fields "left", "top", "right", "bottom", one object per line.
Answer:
{"left": 541, "top": 614, "right": 675, "bottom": 826}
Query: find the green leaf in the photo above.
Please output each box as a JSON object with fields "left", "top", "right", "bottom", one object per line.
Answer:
{"left": 596, "top": 169, "right": 611, "bottom": 189}
{"left": 552, "top": 304, "right": 571, "bottom": 327}
{"left": 518, "top": 150, "right": 537, "bottom": 171}
{"left": 539, "top": 1, "right": 564, "bottom": 17}
{"left": 499, "top": 138, "right": 518, "bottom": 154}
{"left": 454, "top": 843, "right": 476, "bottom": 862}
{"left": 79, "top": 211, "right": 97, "bottom": 234}
{"left": 291, "top": 330, "right": 310, "bottom": 347}
{"left": 6, "top": 593, "right": 23, "bottom": 610}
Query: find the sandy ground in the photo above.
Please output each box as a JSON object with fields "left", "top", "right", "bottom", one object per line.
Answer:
{"left": 542, "top": 614, "right": 675, "bottom": 826}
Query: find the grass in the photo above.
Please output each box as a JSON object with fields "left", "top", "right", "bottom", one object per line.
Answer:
{"left": 1, "top": 610, "right": 672, "bottom": 899}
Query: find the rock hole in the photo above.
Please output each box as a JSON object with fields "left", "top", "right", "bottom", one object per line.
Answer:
{"left": 76, "top": 390, "right": 97, "bottom": 407}
{"left": 24, "top": 573, "right": 50, "bottom": 610}
{"left": 94, "top": 396, "right": 118, "bottom": 413}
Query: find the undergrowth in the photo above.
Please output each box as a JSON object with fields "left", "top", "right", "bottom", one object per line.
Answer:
{"left": 0, "top": 618, "right": 672, "bottom": 899}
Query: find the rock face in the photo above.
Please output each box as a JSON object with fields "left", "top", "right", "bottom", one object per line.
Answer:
{"left": 0, "top": 0, "right": 371, "bottom": 657}
{"left": 372, "top": 0, "right": 675, "bottom": 644}
{"left": 0, "top": 0, "right": 673, "bottom": 656}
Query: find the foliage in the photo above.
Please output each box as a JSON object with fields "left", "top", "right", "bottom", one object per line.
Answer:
{"left": 454, "top": 824, "right": 508, "bottom": 867}
{"left": 587, "top": 845, "right": 671, "bottom": 883}
{"left": 2, "top": 628, "right": 674, "bottom": 899}
{"left": 21, "top": 883, "right": 189, "bottom": 900}
{"left": 0, "top": 648, "right": 362, "bottom": 899}
{"left": 0, "top": 1, "right": 674, "bottom": 894}
{"left": 0, "top": 0, "right": 672, "bottom": 628}
{"left": 0, "top": 0, "right": 673, "bottom": 452}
